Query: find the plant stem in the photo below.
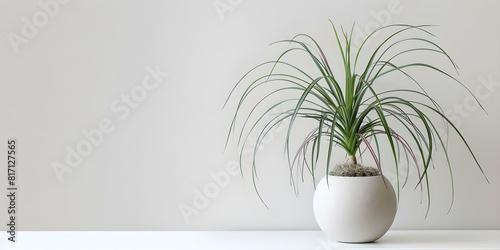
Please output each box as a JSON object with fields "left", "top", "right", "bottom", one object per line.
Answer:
{"left": 347, "top": 155, "right": 357, "bottom": 165}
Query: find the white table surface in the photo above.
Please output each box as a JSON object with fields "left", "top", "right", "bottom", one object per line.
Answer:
{"left": 1, "top": 230, "right": 499, "bottom": 250}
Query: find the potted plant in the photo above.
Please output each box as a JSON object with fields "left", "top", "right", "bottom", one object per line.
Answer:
{"left": 224, "top": 22, "right": 489, "bottom": 243}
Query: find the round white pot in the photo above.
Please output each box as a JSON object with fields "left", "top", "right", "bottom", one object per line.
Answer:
{"left": 313, "top": 175, "right": 397, "bottom": 243}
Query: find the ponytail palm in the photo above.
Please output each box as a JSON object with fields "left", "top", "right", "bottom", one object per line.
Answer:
{"left": 224, "top": 22, "right": 488, "bottom": 213}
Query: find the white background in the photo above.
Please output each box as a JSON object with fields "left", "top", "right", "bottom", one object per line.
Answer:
{"left": 0, "top": 0, "right": 499, "bottom": 231}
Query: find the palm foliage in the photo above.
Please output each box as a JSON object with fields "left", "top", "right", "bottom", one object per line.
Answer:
{"left": 224, "top": 22, "right": 488, "bottom": 214}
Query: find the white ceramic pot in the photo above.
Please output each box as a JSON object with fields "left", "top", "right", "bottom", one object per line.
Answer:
{"left": 313, "top": 175, "right": 397, "bottom": 243}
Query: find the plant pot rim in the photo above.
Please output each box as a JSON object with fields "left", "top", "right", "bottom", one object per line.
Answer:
{"left": 327, "top": 175, "right": 383, "bottom": 178}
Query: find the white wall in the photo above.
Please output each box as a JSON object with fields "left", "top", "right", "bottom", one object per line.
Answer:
{"left": 0, "top": 0, "right": 499, "bottom": 230}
